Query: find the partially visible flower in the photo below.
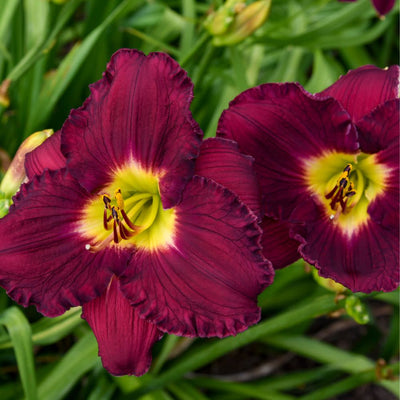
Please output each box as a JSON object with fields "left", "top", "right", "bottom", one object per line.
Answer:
{"left": 339, "top": 0, "right": 396, "bottom": 17}
{"left": 0, "top": 49, "right": 273, "bottom": 376}
{"left": 217, "top": 65, "right": 399, "bottom": 293}
{"left": 204, "top": 0, "right": 271, "bottom": 46}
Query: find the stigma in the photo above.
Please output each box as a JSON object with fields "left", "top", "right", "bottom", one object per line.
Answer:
{"left": 85, "top": 188, "right": 141, "bottom": 252}
{"left": 325, "top": 164, "right": 357, "bottom": 220}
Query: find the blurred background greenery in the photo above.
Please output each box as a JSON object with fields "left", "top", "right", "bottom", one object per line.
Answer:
{"left": 0, "top": 0, "right": 398, "bottom": 399}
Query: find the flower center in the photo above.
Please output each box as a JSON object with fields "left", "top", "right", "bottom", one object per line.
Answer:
{"left": 305, "top": 152, "right": 387, "bottom": 235}
{"left": 80, "top": 164, "right": 176, "bottom": 251}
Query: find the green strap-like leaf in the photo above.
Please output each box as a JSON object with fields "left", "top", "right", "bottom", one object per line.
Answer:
{"left": 0, "top": 307, "right": 37, "bottom": 400}
{"left": 37, "top": 331, "right": 99, "bottom": 400}
{"left": 124, "top": 294, "right": 339, "bottom": 398}
{"left": 26, "top": 0, "right": 146, "bottom": 132}
{"left": 0, "top": 307, "right": 83, "bottom": 350}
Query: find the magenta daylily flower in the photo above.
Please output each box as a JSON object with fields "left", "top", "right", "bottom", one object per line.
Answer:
{"left": 339, "top": 0, "right": 396, "bottom": 16}
{"left": 217, "top": 65, "right": 399, "bottom": 293}
{"left": 0, "top": 49, "right": 273, "bottom": 376}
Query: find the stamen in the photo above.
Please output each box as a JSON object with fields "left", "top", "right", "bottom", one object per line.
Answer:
{"left": 339, "top": 177, "right": 348, "bottom": 188}
{"left": 92, "top": 187, "right": 161, "bottom": 250}
{"left": 325, "top": 185, "right": 338, "bottom": 200}
{"left": 103, "top": 209, "right": 111, "bottom": 230}
{"left": 118, "top": 220, "right": 136, "bottom": 240}
{"left": 102, "top": 194, "right": 111, "bottom": 209}
{"left": 326, "top": 163, "right": 357, "bottom": 218}
{"left": 343, "top": 164, "right": 352, "bottom": 174}
{"left": 111, "top": 207, "right": 119, "bottom": 221}
{"left": 121, "top": 209, "right": 139, "bottom": 230}
{"left": 113, "top": 219, "right": 120, "bottom": 243}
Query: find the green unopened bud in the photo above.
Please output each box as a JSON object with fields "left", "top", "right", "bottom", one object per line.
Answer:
{"left": 345, "top": 295, "right": 370, "bottom": 325}
{"left": 204, "top": 0, "right": 271, "bottom": 46}
{"left": 0, "top": 129, "right": 53, "bottom": 198}
{"left": 311, "top": 266, "right": 346, "bottom": 293}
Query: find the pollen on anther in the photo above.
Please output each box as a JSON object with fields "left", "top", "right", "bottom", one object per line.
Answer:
{"left": 85, "top": 244, "right": 91, "bottom": 250}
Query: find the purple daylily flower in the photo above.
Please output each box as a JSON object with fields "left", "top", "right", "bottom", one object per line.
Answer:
{"left": 217, "top": 65, "right": 399, "bottom": 293}
{"left": 0, "top": 49, "right": 273, "bottom": 376}
{"left": 339, "top": 0, "right": 396, "bottom": 17}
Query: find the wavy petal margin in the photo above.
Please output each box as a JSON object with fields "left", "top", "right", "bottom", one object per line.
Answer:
{"left": 121, "top": 176, "right": 273, "bottom": 338}
{"left": 25, "top": 130, "right": 66, "bottom": 180}
{"left": 217, "top": 82, "right": 358, "bottom": 220}
{"left": 82, "top": 276, "right": 163, "bottom": 376}
{"left": 62, "top": 49, "right": 202, "bottom": 208}
{"left": 194, "top": 137, "right": 262, "bottom": 220}
{"left": 0, "top": 170, "right": 130, "bottom": 317}
{"left": 318, "top": 65, "right": 399, "bottom": 122}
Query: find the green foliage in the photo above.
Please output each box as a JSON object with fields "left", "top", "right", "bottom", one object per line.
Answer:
{"left": 0, "top": 0, "right": 398, "bottom": 398}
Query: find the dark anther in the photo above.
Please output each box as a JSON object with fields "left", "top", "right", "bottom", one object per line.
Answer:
{"left": 343, "top": 164, "right": 352, "bottom": 174}
{"left": 346, "top": 190, "right": 356, "bottom": 197}
{"left": 111, "top": 206, "right": 119, "bottom": 221}
{"left": 102, "top": 195, "right": 111, "bottom": 209}
{"left": 339, "top": 178, "right": 348, "bottom": 188}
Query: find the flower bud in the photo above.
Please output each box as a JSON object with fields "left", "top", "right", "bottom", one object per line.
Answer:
{"left": 345, "top": 295, "right": 370, "bottom": 325}
{"left": 0, "top": 129, "right": 53, "bottom": 197}
{"left": 204, "top": 0, "right": 271, "bottom": 46}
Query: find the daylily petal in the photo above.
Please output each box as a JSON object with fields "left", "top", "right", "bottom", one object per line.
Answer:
{"left": 318, "top": 65, "right": 400, "bottom": 122}
{"left": 357, "top": 99, "right": 399, "bottom": 154}
{"left": 292, "top": 201, "right": 399, "bottom": 292}
{"left": 82, "top": 276, "right": 163, "bottom": 376}
{"left": 0, "top": 170, "right": 130, "bottom": 317}
{"left": 25, "top": 130, "right": 66, "bottom": 180}
{"left": 121, "top": 176, "right": 273, "bottom": 338}
{"left": 261, "top": 217, "right": 300, "bottom": 269}
{"left": 62, "top": 49, "right": 202, "bottom": 208}
{"left": 372, "top": 0, "right": 396, "bottom": 15}
{"left": 217, "top": 82, "right": 358, "bottom": 220}
{"left": 357, "top": 99, "right": 399, "bottom": 226}
{"left": 194, "top": 137, "right": 262, "bottom": 219}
